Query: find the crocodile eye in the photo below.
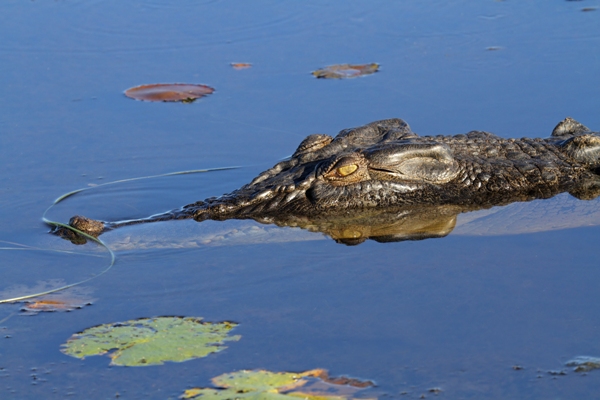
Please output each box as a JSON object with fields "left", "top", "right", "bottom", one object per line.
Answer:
{"left": 322, "top": 156, "right": 368, "bottom": 186}
{"left": 337, "top": 164, "right": 358, "bottom": 176}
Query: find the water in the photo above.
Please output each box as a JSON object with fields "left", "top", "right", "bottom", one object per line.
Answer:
{"left": 1, "top": 1, "right": 600, "bottom": 398}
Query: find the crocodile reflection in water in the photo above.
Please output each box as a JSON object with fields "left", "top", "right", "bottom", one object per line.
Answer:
{"left": 57, "top": 117, "right": 600, "bottom": 245}
{"left": 84, "top": 196, "right": 600, "bottom": 249}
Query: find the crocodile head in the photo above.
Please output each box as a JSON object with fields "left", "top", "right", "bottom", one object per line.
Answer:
{"left": 191, "top": 119, "right": 462, "bottom": 221}
{"left": 190, "top": 118, "right": 600, "bottom": 222}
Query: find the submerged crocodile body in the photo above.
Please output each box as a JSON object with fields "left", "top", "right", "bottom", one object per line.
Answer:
{"left": 63, "top": 117, "right": 600, "bottom": 243}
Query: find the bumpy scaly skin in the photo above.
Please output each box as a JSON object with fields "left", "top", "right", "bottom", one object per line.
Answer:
{"left": 68, "top": 117, "right": 600, "bottom": 235}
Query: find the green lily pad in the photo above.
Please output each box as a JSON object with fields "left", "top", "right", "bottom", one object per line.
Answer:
{"left": 182, "top": 388, "right": 296, "bottom": 400}
{"left": 212, "top": 370, "right": 312, "bottom": 392}
{"left": 61, "top": 316, "right": 240, "bottom": 366}
{"left": 182, "top": 369, "right": 374, "bottom": 399}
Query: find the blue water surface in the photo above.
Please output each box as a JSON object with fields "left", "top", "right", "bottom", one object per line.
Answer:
{"left": 1, "top": 1, "right": 600, "bottom": 398}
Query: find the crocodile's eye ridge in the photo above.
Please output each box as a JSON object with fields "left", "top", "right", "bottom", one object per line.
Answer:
{"left": 293, "top": 134, "right": 333, "bottom": 157}
{"left": 337, "top": 164, "right": 358, "bottom": 176}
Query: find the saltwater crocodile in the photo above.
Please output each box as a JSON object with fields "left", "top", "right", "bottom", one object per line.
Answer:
{"left": 59, "top": 117, "right": 600, "bottom": 244}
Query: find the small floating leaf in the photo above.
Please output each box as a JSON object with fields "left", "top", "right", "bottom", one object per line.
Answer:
{"left": 24, "top": 300, "right": 69, "bottom": 311}
{"left": 182, "top": 369, "right": 374, "bottom": 399}
{"left": 20, "top": 287, "right": 95, "bottom": 315}
{"left": 312, "top": 63, "right": 379, "bottom": 79}
{"left": 124, "top": 83, "right": 215, "bottom": 102}
{"left": 61, "top": 316, "right": 240, "bottom": 366}
{"left": 231, "top": 62, "right": 252, "bottom": 70}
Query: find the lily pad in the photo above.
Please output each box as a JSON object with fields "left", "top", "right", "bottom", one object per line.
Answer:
{"left": 124, "top": 83, "right": 215, "bottom": 102}
{"left": 20, "top": 287, "right": 95, "bottom": 315}
{"left": 312, "top": 63, "right": 379, "bottom": 79}
{"left": 181, "top": 388, "right": 294, "bottom": 400}
{"left": 61, "top": 316, "right": 240, "bottom": 366}
{"left": 182, "top": 369, "right": 374, "bottom": 399}
{"left": 0, "top": 280, "right": 95, "bottom": 314}
{"left": 231, "top": 62, "right": 252, "bottom": 69}
{"left": 212, "top": 370, "right": 315, "bottom": 392}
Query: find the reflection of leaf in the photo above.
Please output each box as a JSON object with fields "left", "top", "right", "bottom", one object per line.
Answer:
{"left": 183, "top": 369, "right": 374, "bottom": 399}
{"left": 312, "top": 63, "right": 379, "bottom": 79}
{"left": 231, "top": 62, "right": 252, "bottom": 69}
{"left": 124, "top": 83, "right": 215, "bottom": 102}
{"left": 61, "top": 317, "right": 240, "bottom": 366}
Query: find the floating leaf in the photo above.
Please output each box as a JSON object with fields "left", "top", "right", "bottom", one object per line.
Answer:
{"left": 312, "top": 63, "right": 379, "bottom": 79}
{"left": 182, "top": 369, "right": 374, "bottom": 399}
{"left": 566, "top": 356, "right": 600, "bottom": 372}
{"left": 181, "top": 388, "right": 292, "bottom": 399}
{"left": 124, "top": 83, "right": 215, "bottom": 103}
{"left": 20, "top": 286, "right": 95, "bottom": 315}
{"left": 61, "top": 316, "right": 240, "bottom": 366}
{"left": 231, "top": 62, "right": 252, "bottom": 70}
{"left": 212, "top": 370, "right": 316, "bottom": 392}
{"left": 24, "top": 300, "right": 70, "bottom": 312}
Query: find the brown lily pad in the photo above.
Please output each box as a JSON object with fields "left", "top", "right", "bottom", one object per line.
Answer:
{"left": 22, "top": 299, "right": 90, "bottom": 315}
{"left": 124, "top": 83, "right": 215, "bottom": 103}
{"left": 312, "top": 63, "right": 379, "bottom": 79}
{"left": 22, "top": 290, "right": 95, "bottom": 315}
{"left": 231, "top": 62, "right": 252, "bottom": 70}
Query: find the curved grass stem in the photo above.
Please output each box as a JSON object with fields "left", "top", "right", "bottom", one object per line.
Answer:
{"left": 0, "top": 166, "right": 240, "bottom": 304}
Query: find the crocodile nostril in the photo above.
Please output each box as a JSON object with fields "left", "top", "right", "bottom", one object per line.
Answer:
{"left": 69, "top": 215, "right": 104, "bottom": 236}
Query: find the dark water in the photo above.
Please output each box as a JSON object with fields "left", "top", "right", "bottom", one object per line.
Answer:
{"left": 1, "top": 1, "right": 600, "bottom": 398}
